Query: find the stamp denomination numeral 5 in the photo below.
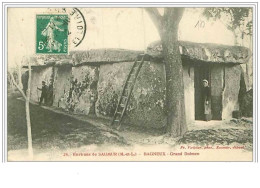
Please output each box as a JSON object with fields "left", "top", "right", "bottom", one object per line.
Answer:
{"left": 38, "top": 41, "right": 45, "bottom": 51}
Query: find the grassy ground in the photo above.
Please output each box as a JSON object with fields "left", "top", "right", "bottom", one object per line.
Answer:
{"left": 7, "top": 95, "right": 125, "bottom": 153}
{"left": 7, "top": 92, "right": 253, "bottom": 160}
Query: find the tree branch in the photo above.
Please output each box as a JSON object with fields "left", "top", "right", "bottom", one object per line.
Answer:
{"left": 173, "top": 8, "right": 185, "bottom": 24}
{"left": 27, "top": 58, "right": 31, "bottom": 100}
{"left": 144, "top": 8, "right": 163, "bottom": 36}
{"left": 9, "top": 71, "right": 27, "bottom": 99}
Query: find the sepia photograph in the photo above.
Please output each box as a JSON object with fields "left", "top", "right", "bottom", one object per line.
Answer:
{"left": 4, "top": 4, "right": 255, "bottom": 161}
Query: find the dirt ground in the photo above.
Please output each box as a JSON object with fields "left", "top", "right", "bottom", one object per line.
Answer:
{"left": 7, "top": 95, "right": 126, "bottom": 152}
{"left": 119, "top": 119, "right": 253, "bottom": 150}
{"left": 7, "top": 92, "right": 253, "bottom": 160}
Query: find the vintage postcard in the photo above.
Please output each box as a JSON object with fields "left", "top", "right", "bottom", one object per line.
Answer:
{"left": 4, "top": 4, "right": 256, "bottom": 161}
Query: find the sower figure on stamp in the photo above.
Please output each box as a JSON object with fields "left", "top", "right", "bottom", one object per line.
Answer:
{"left": 202, "top": 79, "right": 212, "bottom": 121}
{"left": 37, "top": 81, "right": 48, "bottom": 105}
{"left": 41, "top": 17, "right": 64, "bottom": 52}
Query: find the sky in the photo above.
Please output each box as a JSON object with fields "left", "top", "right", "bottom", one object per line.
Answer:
{"left": 8, "top": 7, "right": 247, "bottom": 68}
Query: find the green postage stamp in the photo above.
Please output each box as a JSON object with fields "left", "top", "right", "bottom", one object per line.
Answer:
{"left": 36, "top": 14, "right": 68, "bottom": 54}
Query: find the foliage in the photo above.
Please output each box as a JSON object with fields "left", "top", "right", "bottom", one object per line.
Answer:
{"left": 240, "top": 89, "right": 253, "bottom": 117}
{"left": 66, "top": 72, "right": 96, "bottom": 113}
{"left": 203, "top": 8, "right": 252, "bottom": 36}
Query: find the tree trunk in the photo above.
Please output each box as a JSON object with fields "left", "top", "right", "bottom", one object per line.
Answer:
{"left": 9, "top": 58, "right": 34, "bottom": 159}
{"left": 161, "top": 27, "right": 187, "bottom": 137}
{"left": 18, "top": 65, "right": 23, "bottom": 89}
{"left": 26, "top": 58, "right": 33, "bottom": 159}
{"left": 25, "top": 99, "right": 33, "bottom": 159}
{"left": 145, "top": 8, "right": 187, "bottom": 137}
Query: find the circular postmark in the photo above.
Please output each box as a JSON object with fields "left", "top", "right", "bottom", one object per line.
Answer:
{"left": 47, "top": 8, "right": 87, "bottom": 48}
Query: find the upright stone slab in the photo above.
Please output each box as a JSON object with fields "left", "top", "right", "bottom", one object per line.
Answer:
{"left": 124, "top": 61, "right": 166, "bottom": 128}
{"left": 96, "top": 61, "right": 166, "bottom": 128}
{"left": 53, "top": 66, "right": 72, "bottom": 107}
{"left": 222, "top": 65, "right": 241, "bottom": 119}
{"left": 210, "top": 64, "right": 224, "bottom": 120}
{"left": 96, "top": 62, "right": 134, "bottom": 118}
{"left": 183, "top": 64, "right": 195, "bottom": 124}
{"left": 70, "top": 65, "right": 99, "bottom": 115}
{"left": 30, "top": 66, "right": 54, "bottom": 103}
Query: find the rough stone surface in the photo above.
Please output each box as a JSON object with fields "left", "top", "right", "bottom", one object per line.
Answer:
{"left": 222, "top": 65, "right": 241, "bottom": 120}
{"left": 72, "top": 49, "right": 143, "bottom": 65}
{"left": 96, "top": 61, "right": 167, "bottom": 128}
{"left": 24, "top": 40, "right": 250, "bottom": 68}
{"left": 210, "top": 65, "right": 224, "bottom": 120}
{"left": 57, "top": 66, "right": 99, "bottom": 115}
{"left": 24, "top": 44, "right": 245, "bottom": 128}
{"left": 124, "top": 61, "right": 166, "bottom": 128}
{"left": 30, "top": 66, "right": 54, "bottom": 102}
{"left": 96, "top": 62, "right": 134, "bottom": 118}
{"left": 183, "top": 64, "right": 195, "bottom": 124}
{"left": 23, "top": 49, "right": 142, "bottom": 67}
{"left": 53, "top": 66, "right": 72, "bottom": 107}
{"left": 147, "top": 40, "right": 250, "bottom": 64}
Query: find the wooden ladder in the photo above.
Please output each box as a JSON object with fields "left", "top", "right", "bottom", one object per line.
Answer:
{"left": 111, "top": 54, "right": 146, "bottom": 130}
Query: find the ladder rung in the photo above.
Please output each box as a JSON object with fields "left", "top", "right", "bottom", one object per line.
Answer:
{"left": 111, "top": 57, "right": 144, "bottom": 127}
